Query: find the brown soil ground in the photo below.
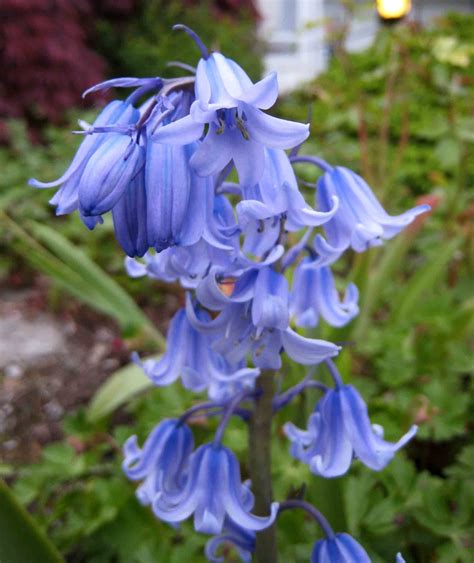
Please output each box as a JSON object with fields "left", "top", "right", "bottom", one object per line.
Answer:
{"left": 0, "top": 274, "right": 177, "bottom": 465}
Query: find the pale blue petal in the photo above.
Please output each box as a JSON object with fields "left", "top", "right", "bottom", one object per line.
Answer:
{"left": 190, "top": 124, "right": 234, "bottom": 177}
{"left": 222, "top": 448, "right": 279, "bottom": 531}
{"left": 244, "top": 104, "right": 309, "bottom": 149}
{"left": 242, "top": 217, "right": 280, "bottom": 257}
{"left": 316, "top": 266, "right": 359, "bottom": 327}
{"left": 195, "top": 59, "right": 212, "bottom": 105}
{"left": 251, "top": 268, "right": 289, "bottom": 330}
{"left": 185, "top": 294, "right": 236, "bottom": 333}
{"left": 82, "top": 77, "right": 161, "bottom": 97}
{"left": 237, "top": 72, "right": 278, "bottom": 109}
{"left": 285, "top": 187, "right": 339, "bottom": 231}
{"left": 124, "top": 256, "right": 148, "bottom": 278}
{"left": 313, "top": 234, "right": 345, "bottom": 267}
{"left": 252, "top": 329, "right": 283, "bottom": 370}
{"left": 194, "top": 446, "right": 227, "bottom": 534}
{"left": 139, "top": 309, "right": 188, "bottom": 385}
{"left": 282, "top": 328, "right": 340, "bottom": 365}
{"left": 310, "top": 391, "right": 353, "bottom": 477}
{"left": 232, "top": 135, "right": 266, "bottom": 188}
{"left": 340, "top": 385, "right": 417, "bottom": 471}
{"left": 152, "top": 114, "right": 204, "bottom": 145}
{"left": 196, "top": 269, "right": 257, "bottom": 311}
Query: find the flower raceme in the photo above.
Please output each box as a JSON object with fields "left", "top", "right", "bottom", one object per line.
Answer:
{"left": 30, "top": 23, "right": 429, "bottom": 562}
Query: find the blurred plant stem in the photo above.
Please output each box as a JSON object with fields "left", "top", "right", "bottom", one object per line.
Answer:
{"left": 248, "top": 371, "right": 278, "bottom": 563}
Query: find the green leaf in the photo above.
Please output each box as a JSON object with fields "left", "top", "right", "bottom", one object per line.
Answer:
{"left": 343, "top": 472, "right": 375, "bottom": 535}
{"left": 364, "top": 497, "right": 399, "bottom": 535}
{"left": 2, "top": 212, "right": 164, "bottom": 348}
{"left": 87, "top": 359, "right": 156, "bottom": 422}
{"left": 0, "top": 479, "right": 63, "bottom": 563}
{"left": 0, "top": 464, "right": 14, "bottom": 478}
{"left": 435, "top": 138, "right": 461, "bottom": 170}
{"left": 445, "top": 445, "right": 474, "bottom": 480}
{"left": 391, "top": 238, "right": 462, "bottom": 324}
{"left": 29, "top": 221, "right": 164, "bottom": 344}
{"left": 352, "top": 233, "right": 412, "bottom": 341}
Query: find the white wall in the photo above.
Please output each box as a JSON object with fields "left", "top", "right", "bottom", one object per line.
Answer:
{"left": 257, "top": 0, "right": 326, "bottom": 92}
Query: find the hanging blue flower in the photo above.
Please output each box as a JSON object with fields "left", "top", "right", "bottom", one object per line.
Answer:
{"left": 311, "top": 533, "right": 371, "bottom": 563}
{"left": 152, "top": 443, "right": 279, "bottom": 534}
{"left": 315, "top": 166, "right": 430, "bottom": 261}
{"left": 284, "top": 384, "right": 417, "bottom": 477}
{"left": 290, "top": 260, "right": 359, "bottom": 328}
{"left": 133, "top": 308, "right": 259, "bottom": 400}
{"left": 123, "top": 418, "right": 193, "bottom": 506}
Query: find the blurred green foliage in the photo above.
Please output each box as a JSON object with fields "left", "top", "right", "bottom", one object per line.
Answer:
{"left": 95, "top": 0, "right": 263, "bottom": 82}
{"left": 279, "top": 13, "right": 474, "bottom": 198}
{"left": 2, "top": 10, "right": 473, "bottom": 563}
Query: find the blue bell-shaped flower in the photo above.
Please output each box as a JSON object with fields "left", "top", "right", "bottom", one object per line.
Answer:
{"left": 315, "top": 166, "right": 430, "bottom": 261}
{"left": 152, "top": 443, "right": 279, "bottom": 534}
{"left": 134, "top": 308, "right": 259, "bottom": 399}
{"left": 311, "top": 533, "right": 370, "bottom": 563}
{"left": 153, "top": 51, "right": 309, "bottom": 186}
{"left": 290, "top": 260, "right": 359, "bottom": 328}
{"left": 123, "top": 418, "right": 193, "bottom": 506}
{"left": 205, "top": 514, "right": 255, "bottom": 562}
{"left": 284, "top": 384, "right": 417, "bottom": 477}
{"left": 30, "top": 100, "right": 140, "bottom": 216}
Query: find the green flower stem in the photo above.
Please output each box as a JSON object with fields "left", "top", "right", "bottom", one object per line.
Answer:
{"left": 248, "top": 371, "right": 278, "bottom": 562}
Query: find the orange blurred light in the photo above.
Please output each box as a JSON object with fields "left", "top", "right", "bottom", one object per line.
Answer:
{"left": 376, "top": 0, "right": 411, "bottom": 19}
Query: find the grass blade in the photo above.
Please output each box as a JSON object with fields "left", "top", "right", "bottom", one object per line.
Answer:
{"left": 0, "top": 479, "right": 63, "bottom": 563}
{"left": 87, "top": 359, "right": 156, "bottom": 422}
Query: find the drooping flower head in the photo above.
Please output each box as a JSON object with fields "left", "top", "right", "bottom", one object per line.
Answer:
{"left": 284, "top": 383, "right": 417, "bottom": 477}
{"left": 123, "top": 418, "right": 193, "bottom": 506}
{"left": 133, "top": 308, "right": 259, "bottom": 401}
{"left": 290, "top": 260, "right": 359, "bottom": 328}
{"left": 314, "top": 166, "right": 430, "bottom": 263}
{"left": 311, "top": 533, "right": 371, "bottom": 563}
{"left": 152, "top": 443, "right": 279, "bottom": 534}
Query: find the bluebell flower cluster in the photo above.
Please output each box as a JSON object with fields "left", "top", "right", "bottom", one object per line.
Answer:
{"left": 33, "top": 24, "right": 428, "bottom": 562}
